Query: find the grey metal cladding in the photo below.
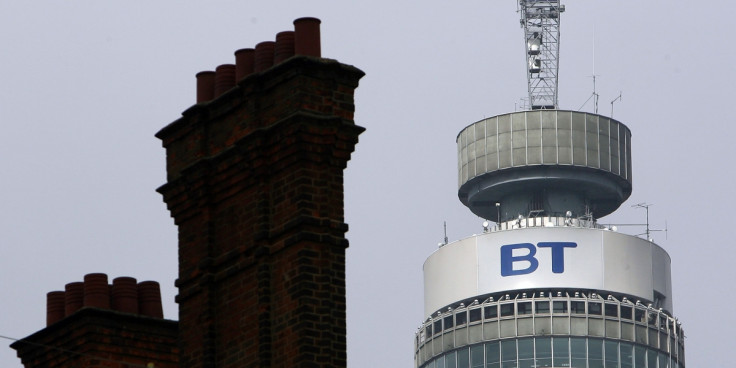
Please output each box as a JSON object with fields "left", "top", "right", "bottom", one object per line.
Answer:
{"left": 456, "top": 110, "right": 632, "bottom": 187}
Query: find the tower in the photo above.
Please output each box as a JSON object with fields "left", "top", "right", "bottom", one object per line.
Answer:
{"left": 414, "top": 3, "right": 685, "bottom": 368}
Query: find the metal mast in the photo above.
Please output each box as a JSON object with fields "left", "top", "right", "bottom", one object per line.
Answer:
{"left": 519, "top": 0, "right": 564, "bottom": 110}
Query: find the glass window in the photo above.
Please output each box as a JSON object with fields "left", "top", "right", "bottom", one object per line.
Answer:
{"left": 589, "top": 339, "right": 604, "bottom": 368}
{"left": 570, "top": 338, "right": 586, "bottom": 368}
{"left": 571, "top": 301, "right": 585, "bottom": 314}
{"left": 536, "top": 337, "right": 551, "bottom": 357}
{"left": 437, "top": 357, "right": 445, "bottom": 368}
{"left": 518, "top": 302, "right": 532, "bottom": 315}
{"left": 589, "top": 302, "right": 602, "bottom": 315}
{"left": 620, "top": 343, "right": 633, "bottom": 368}
{"left": 434, "top": 320, "right": 442, "bottom": 335}
{"left": 648, "top": 314, "right": 658, "bottom": 327}
{"left": 485, "top": 305, "right": 498, "bottom": 319}
{"left": 470, "top": 308, "right": 482, "bottom": 323}
{"left": 634, "top": 345, "right": 646, "bottom": 368}
{"left": 553, "top": 337, "right": 569, "bottom": 367}
{"left": 518, "top": 339, "right": 534, "bottom": 359}
{"left": 458, "top": 347, "right": 470, "bottom": 368}
{"left": 457, "top": 311, "right": 467, "bottom": 326}
{"left": 553, "top": 301, "right": 568, "bottom": 313}
{"left": 605, "top": 304, "right": 619, "bottom": 317}
{"left": 571, "top": 357, "right": 587, "bottom": 368}
{"left": 500, "top": 304, "right": 514, "bottom": 317}
{"left": 536, "top": 337, "right": 552, "bottom": 367}
{"left": 620, "top": 306, "right": 632, "bottom": 320}
{"left": 518, "top": 358, "right": 534, "bottom": 368}
{"left": 427, "top": 360, "right": 436, "bottom": 368}
{"left": 658, "top": 353, "right": 669, "bottom": 368}
{"left": 445, "top": 315, "right": 455, "bottom": 329}
{"left": 446, "top": 351, "right": 457, "bottom": 368}
{"left": 634, "top": 308, "right": 645, "bottom": 323}
{"left": 501, "top": 340, "right": 517, "bottom": 368}
{"left": 604, "top": 340, "right": 619, "bottom": 368}
{"left": 518, "top": 339, "right": 534, "bottom": 368}
{"left": 471, "top": 345, "right": 484, "bottom": 368}
{"left": 570, "top": 338, "right": 586, "bottom": 358}
{"left": 487, "top": 342, "right": 501, "bottom": 364}
{"left": 647, "top": 349, "right": 658, "bottom": 368}
{"left": 536, "top": 301, "right": 550, "bottom": 314}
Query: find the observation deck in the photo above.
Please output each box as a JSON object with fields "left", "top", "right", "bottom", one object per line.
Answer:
{"left": 457, "top": 110, "right": 632, "bottom": 222}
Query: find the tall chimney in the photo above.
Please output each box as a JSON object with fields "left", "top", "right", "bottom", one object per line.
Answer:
{"left": 156, "top": 17, "right": 364, "bottom": 368}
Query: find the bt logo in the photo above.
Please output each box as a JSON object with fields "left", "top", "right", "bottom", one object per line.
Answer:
{"left": 500, "top": 242, "right": 577, "bottom": 276}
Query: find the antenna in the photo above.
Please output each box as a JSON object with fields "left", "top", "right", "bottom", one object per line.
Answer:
{"left": 610, "top": 92, "right": 622, "bottom": 117}
{"left": 519, "top": 0, "right": 564, "bottom": 110}
{"left": 632, "top": 203, "right": 651, "bottom": 240}
{"left": 594, "top": 75, "right": 599, "bottom": 114}
{"left": 593, "top": 24, "right": 597, "bottom": 113}
{"left": 578, "top": 74, "right": 600, "bottom": 113}
{"left": 443, "top": 221, "right": 448, "bottom": 245}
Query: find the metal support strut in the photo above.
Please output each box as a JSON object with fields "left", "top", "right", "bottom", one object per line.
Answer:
{"left": 519, "top": 0, "right": 564, "bottom": 110}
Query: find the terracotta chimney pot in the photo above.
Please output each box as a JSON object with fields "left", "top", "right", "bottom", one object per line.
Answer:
{"left": 83, "top": 273, "right": 110, "bottom": 309}
{"left": 112, "top": 277, "right": 139, "bottom": 314}
{"left": 214, "top": 64, "right": 236, "bottom": 97}
{"left": 46, "top": 291, "right": 66, "bottom": 326}
{"left": 138, "top": 281, "right": 164, "bottom": 318}
{"left": 235, "top": 48, "right": 255, "bottom": 81}
{"left": 274, "top": 31, "right": 296, "bottom": 64}
{"left": 64, "top": 281, "right": 84, "bottom": 316}
{"left": 196, "top": 71, "right": 216, "bottom": 103}
{"left": 293, "top": 17, "right": 321, "bottom": 57}
{"left": 254, "top": 41, "right": 275, "bottom": 72}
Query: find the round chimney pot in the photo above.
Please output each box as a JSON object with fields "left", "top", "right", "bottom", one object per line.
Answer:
{"left": 138, "top": 281, "right": 164, "bottom": 318}
{"left": 112, "top": 277, "right": 139, "bottom": 314}
{"left": 83, "top": 273, "right": 110, "bottom": 309}
{"left": 214, "top": 64, "right": 236, "bottom": 98}
{"left": 196, "top": 71, "right": 216, "bottom": 104}
{"left": 235, "top": 48, "right": 255, "bottom": 81}
{"left": 293, "top": 17, "right": 321, "bottom": 57}
{"left": 64, "top": 282, "right": 84, "bottom": 316}
{"left": 254, "top": 41, "right": 276, "bottom": 72}
{"left": 46, "top": 291, "right": 66, "bottom": 326}
{"left": 274, "top": 31, "right": 296, "bottom": 64}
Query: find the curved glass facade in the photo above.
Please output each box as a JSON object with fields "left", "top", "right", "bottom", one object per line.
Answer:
{"left": 415, "top": 291, "right": 684, "bottom": 368}
{"left": 421, "top": 338, "right": 682, "bottom": 368}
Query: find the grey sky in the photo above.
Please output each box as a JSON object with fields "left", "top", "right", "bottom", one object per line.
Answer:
{"left": 1, "top": 1, "right": 732, "bottom": 367}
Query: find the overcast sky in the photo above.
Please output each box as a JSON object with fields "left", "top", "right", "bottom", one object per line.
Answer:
{"left": 1, "top": 1, "right": 733, "bottom": 367}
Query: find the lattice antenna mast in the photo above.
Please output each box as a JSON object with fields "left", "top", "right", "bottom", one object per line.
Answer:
{"left": 520, "top": 0, "right": 565, "bottom": 110}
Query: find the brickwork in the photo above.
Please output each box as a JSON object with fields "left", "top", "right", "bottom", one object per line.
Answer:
{"left": 11, "top": 308, "right": 178, "bottom": 368}
{"left": 156, "top": 55, "right": 364, "bottom": 367}
{"left": 10, "top": 19, "right": 363, "bottom": 368}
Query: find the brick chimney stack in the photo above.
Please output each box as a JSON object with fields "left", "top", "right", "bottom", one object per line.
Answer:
{"left": 11, "top": 274, "right": 178, "bottom": 368}
{"left": 156, "top": 17, "right": 364, "bottom": 368}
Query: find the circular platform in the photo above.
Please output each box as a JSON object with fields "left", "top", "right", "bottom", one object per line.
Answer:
{"left": 457, "top": 110, "right": 632, "bottom": 221}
